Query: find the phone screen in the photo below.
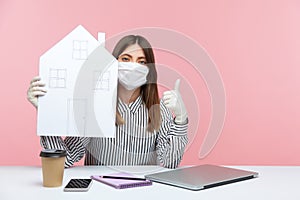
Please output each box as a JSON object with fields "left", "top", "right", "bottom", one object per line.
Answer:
{"left": 64, "top": 179, "right": 92, "bottom": 191}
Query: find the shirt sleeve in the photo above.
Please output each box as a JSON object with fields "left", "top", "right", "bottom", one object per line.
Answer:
{"left": 40, "top": 136, "right": 90, "bottom": 168}
{"left": 156, "top": 100, "right": 189, "bottom": 169}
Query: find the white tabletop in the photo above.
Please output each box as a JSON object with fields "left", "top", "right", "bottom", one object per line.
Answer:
{"left": 1, "top": 165, "right": 300, "bottom": 200}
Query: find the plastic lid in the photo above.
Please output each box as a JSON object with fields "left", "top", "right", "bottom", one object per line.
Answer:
{"left": 40, "top": 149, "right": 67, "bottom": 158}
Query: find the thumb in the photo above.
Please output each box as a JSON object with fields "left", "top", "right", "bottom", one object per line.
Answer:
{"left": 174, "top": 79, "right": 181, "bottom": 92}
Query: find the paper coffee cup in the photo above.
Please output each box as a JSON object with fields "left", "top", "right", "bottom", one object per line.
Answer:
{"left": 40, "top": 149, "right": 66, "bottom": 187}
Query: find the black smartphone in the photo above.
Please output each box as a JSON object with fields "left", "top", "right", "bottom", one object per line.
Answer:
{"left": 63, "top": 178, "right": 92, "bottom": 192}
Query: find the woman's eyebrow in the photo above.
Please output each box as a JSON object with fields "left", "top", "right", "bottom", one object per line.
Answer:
{"left": 120, "top": 53, "right": 132, "bottom": 58}
{"left": 137, "top": 56, "right": 146, "bottom": 59}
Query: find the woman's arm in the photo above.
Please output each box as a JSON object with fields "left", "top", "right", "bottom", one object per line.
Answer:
{"left": 156, "top": 101, "right": 188, "bottom": 169}
{"left": 28, "top": 77, "right": 91, "bottom": 167}
{"left": 40, "top": 136, "right": 90, "bottom": 167}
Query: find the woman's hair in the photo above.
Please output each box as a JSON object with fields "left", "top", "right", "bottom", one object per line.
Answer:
{"left": 112, "top": 35, "right": 161, "bottom": 132}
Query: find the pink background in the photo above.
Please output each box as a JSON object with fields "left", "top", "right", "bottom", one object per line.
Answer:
{"left": 1, "top": 0, "right": 299, "bottom": 166}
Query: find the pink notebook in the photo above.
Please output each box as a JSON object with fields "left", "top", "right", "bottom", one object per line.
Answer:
{"left": 91, "top": 172, "right": 152, "bottom": 189}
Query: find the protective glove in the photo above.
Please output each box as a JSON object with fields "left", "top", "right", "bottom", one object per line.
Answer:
{"left": 27, "top": 76, "right": 47, "bottom": 108}
{"left": 162, "top": 79, "right": 188, "bottom": 124}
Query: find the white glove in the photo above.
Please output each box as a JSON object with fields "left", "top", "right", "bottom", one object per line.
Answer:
{"left": 162, "top": 79, "right": 188, "bottom": 124}
{"left": 27, "top": 76, "right": 47, "bottom": 108}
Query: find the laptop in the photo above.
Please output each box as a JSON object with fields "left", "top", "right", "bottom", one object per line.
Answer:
{"left": 145, "top": 164, "right": 258, "bottom": 191}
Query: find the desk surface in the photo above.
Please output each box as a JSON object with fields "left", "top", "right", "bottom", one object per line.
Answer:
{"left": 1, "top": 165, "right": 299, "bottom": 200}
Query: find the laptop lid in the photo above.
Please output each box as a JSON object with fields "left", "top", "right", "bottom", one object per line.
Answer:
{"left": 145, "top": 164, "right": 258, "bottom": 191}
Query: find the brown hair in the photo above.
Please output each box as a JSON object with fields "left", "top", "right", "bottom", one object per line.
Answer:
{"left": 112, "top": 35, "right": 161, "bottom": 132}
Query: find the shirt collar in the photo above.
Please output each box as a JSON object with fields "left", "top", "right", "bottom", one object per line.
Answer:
{"left": 118, "top": 95, "right": 143, "bottom": 114}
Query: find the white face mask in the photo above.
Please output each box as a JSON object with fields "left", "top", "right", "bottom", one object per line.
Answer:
{"left": 118, "top": 62, "right": 149, "bottom": 91}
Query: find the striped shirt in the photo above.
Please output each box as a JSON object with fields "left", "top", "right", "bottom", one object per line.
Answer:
{"left": 40, "top": 95, "right": 188, "bottom": 169}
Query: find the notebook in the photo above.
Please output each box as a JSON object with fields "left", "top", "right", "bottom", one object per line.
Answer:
{"left": 91, "top": 172, "right": 152, "bottom": 189}
{"left": 145, "top": 164, "right": 258, "bottom": 191}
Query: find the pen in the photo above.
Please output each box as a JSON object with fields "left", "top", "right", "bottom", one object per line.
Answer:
{"left": 99, "top": 175, "right": 147, "bottom": 181}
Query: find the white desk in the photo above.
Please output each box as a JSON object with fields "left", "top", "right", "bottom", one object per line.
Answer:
{"left": 1, "top": 165, "right": 299, "bottom": 200}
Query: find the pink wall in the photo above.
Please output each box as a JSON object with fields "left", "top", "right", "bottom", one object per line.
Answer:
{"left": 1, "top": 0, "right": 300, "bottom": 166}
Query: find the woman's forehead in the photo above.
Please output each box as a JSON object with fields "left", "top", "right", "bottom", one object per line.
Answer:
{"left": 121, "top": 44, "right": 145, "bottom": 57}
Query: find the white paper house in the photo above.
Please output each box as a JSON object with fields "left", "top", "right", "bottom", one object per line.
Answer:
{"left": 37, "top": 25, "right": 118, "bottom": 137}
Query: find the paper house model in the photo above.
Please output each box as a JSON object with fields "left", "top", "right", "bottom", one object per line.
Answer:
{"left": 37, "top": 25, "right": 118, "bottom": 137}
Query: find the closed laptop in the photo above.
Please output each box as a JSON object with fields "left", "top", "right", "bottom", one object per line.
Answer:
{"left": 145, "top": 164, "right": 258, "bottom": 191}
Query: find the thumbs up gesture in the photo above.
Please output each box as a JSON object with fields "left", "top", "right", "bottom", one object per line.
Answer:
{"left": 162, "top": 79, "right": 188, "bottom": 124}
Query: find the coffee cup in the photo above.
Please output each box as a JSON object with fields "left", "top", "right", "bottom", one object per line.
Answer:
{"left": 40, "top": 149, "right": 66, "bottom": 187}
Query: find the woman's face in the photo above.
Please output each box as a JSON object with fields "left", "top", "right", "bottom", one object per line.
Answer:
{"left": 117, "top": 43, "right": 147, "bottom": 65}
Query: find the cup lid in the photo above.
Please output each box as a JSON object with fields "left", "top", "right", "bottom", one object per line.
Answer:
{"left": 40, "top": 149, "right": 67, "bottom": 158}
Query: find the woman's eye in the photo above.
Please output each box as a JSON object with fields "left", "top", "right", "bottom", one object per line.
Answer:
{"left": 122, "top": 57, "right": 129, "bottom": 61}
{"left": 139, "top": 60, "right": 147, "bottom": 65}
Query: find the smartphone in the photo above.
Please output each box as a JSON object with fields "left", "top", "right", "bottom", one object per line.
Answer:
{"left": 63, "top": 178, "right": 92, "bottom": 192}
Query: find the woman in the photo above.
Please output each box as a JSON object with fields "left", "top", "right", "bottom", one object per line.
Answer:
{"left": 27, "top": 35, "right": 188, "bottom": 169}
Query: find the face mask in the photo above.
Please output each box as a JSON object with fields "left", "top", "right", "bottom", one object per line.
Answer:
{"left": 118, "top": 62, "right": 149, "bottom": 90}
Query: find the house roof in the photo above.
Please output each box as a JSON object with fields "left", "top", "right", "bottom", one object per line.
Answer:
{"left": 40, "top": 25, "right": 99, "bottom": 59}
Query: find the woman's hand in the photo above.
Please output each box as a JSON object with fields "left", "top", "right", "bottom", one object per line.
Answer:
{"left": 27, "top": 76, "right": 47, "bottom": 108}
{"left": 162, "top": 79, "right": 188, "bottom": 124}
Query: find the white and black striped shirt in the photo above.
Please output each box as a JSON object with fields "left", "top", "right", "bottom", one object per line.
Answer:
{"left": 40, "top": 95, "right": 188, "bottom": 169}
